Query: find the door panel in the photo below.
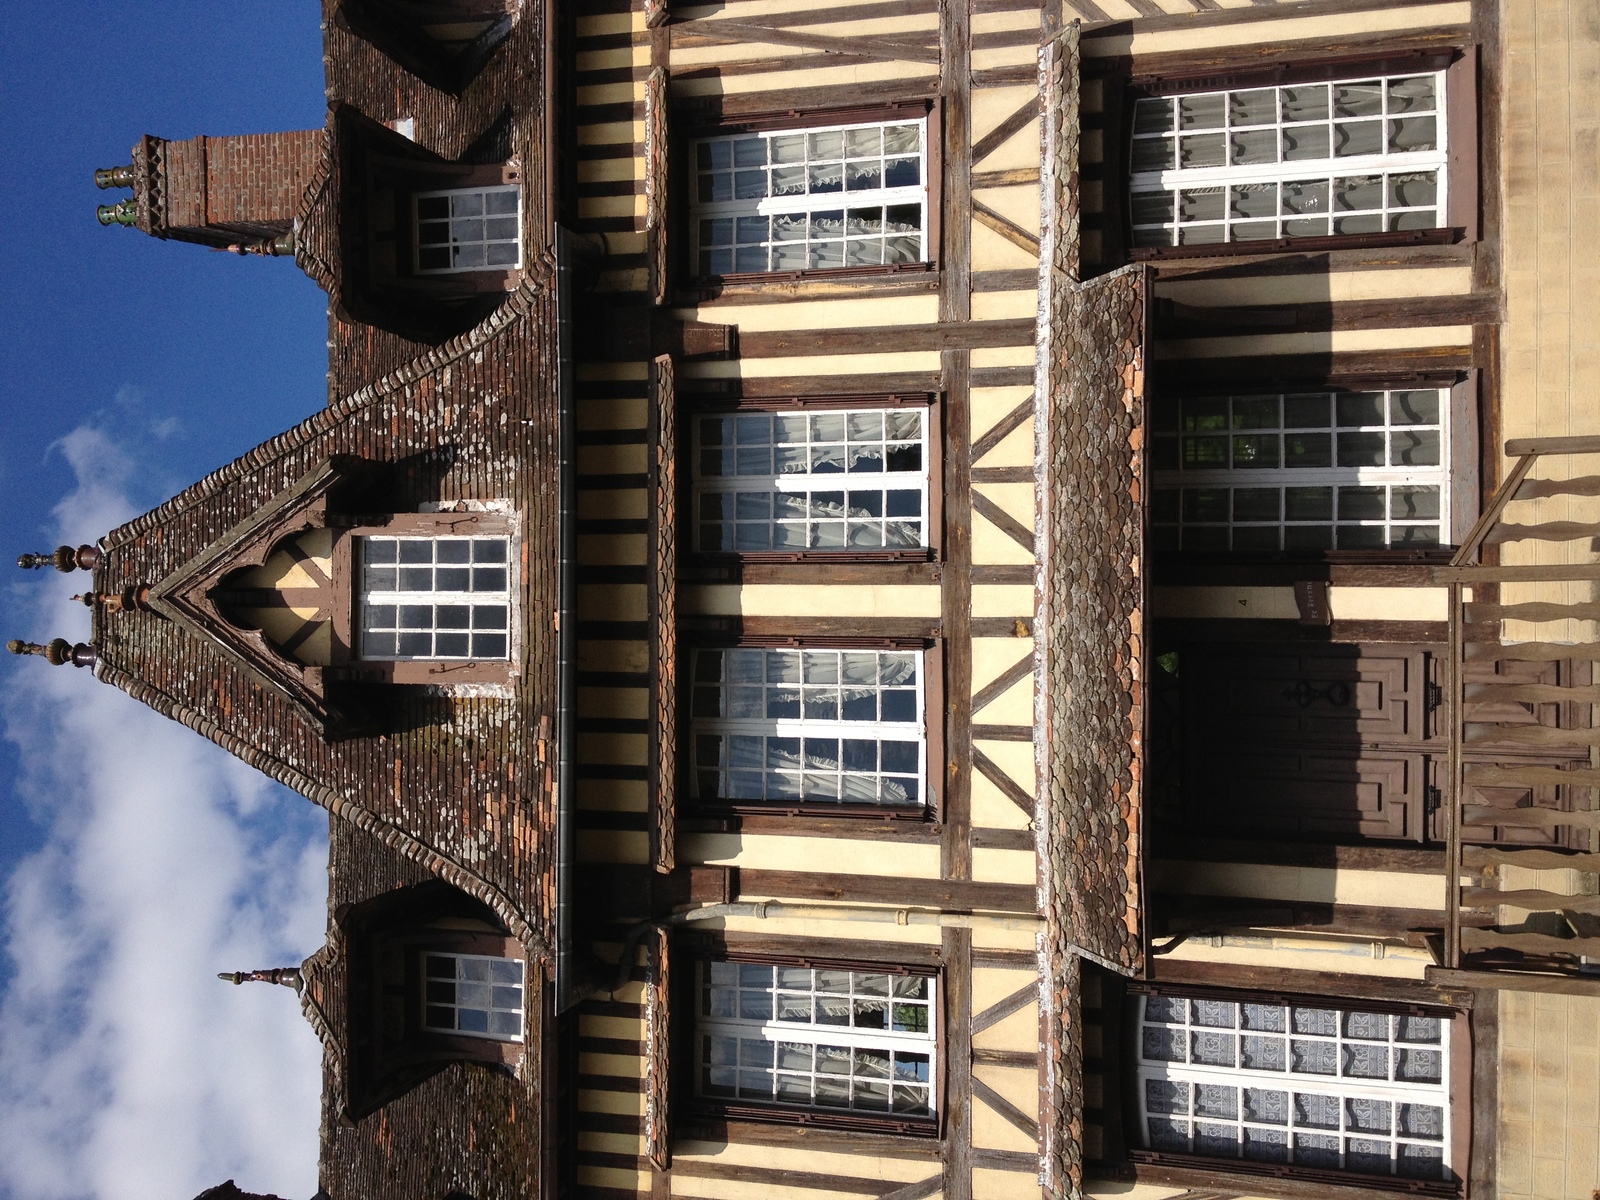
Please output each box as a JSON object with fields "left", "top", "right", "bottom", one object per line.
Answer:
{"left": 1181, "top": 642, "right": 1438, "bottom": 845}
{"left": 1207, "top": 747, "right": 1425, "bottom": 841}
{"left": 1186, "top": 643, "right": 1431, "bottom": 746}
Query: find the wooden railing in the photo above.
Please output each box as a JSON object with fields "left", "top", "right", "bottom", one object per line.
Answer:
{"left": 1441, "top": 435, "right": 1600, "bottom": 984}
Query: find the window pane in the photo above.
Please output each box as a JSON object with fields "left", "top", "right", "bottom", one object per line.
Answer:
{"left": 1154, "top": 389, "right": 1446, "bottom": 550}
{"left": 359, "top": 536, "right": 513, "bottom": 661}
{"left": 415, "top": 186, "right": 521, "bottom": 275}
{"left": 420, "top": 953, "right": 524, "bottom": 1043}
{"left": 694, "top": 407, "right": 930, "bottom": 554}
{"left": 698, "top": 962, "right": 937, "bottom": 1120}
{"left": 1130, "top": 71, "right": 1446, "bottom": 246}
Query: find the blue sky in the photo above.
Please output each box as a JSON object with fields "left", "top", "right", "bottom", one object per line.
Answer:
{"left": 1, "top": 5, "right": 333, "bottom": 1196}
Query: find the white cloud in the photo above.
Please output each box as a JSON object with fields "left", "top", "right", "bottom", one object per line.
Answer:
{"left": 0, "top": 420, "right": 328, "bottom": 1200}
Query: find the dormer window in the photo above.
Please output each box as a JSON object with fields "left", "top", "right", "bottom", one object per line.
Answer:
{"left": 422, "top": 952, "right": 524, "bottom": 1043}
{"left": 332, "top": 108, "right": 526, "bottom": 339}
{"left": 414, "top": 185, "right": 521, "bottom": 274}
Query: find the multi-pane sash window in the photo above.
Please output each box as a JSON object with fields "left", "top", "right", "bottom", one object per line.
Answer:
{"left": 358, "top": 536, "right": 511, "bottom": 660}
{"left": 1135, "top": 994, "right": 1450, "bottom": 1181}
{"left": 1151, "top": 389, "right": 1447, "bottom": 551}
{"left": 694, "top": 408, "right": 929, "bottom": 552}
{"left": 1130, "top": 73, "right": 1447, "bottom": 246}
{"left": 698, "top": 961, "right": 936, "bottom": 1119}
{"left": 691, "top": 647, "right": 925, "bottom": 809}
{"left": 414, "top": 185, "right": 521, "bottom": 273}
{"left": 692, "top": 119, "right": 927, "bottom": 275}
{"left": 422, "top": 952, "right": 525, "bottom": 1043}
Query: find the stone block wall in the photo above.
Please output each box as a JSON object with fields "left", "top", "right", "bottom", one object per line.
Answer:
{"left": 1496, "top": 990, "right": 1600, "bottom": 1199}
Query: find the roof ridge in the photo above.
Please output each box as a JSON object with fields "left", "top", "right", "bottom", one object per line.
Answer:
{"left": 290, "top": 109, "right": 339, "bottom": 294}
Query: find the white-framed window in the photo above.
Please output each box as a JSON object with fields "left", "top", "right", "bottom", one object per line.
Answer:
{"left": 1150, "top": 388, "right": 1448, "bottom": 552}
{"left": 691, "top": 118, "right": 928, "bottom": 275}
{"left": 1129, "top": 72, "right": 1447, "bottom": 246}
{"left": 693, "top": 408, "right": 930, "bottom": 552}
{"left": 413, "top": 185, "right": 521, "bottom": 273}
{"left": 1134, "top": 994, "right": 1451, "bottom": 1181}
{"left": 358, "top": 535, "right": 511, "bottom": 660}
{"left": 697, "top": 961, "right": 937, "bottom": 1119}
{"left": 691, "top": 647, "right": 926, "bottom": 808}
{"left": 422, "top": 952, "right": 525, "bottom": 1043}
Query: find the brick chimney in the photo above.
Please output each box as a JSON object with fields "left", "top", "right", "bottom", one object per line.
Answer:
{"left": 96, "top": 131, "right": 324, "bottom": 254}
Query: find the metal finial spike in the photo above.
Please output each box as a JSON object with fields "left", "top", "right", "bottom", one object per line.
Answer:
{"left": 18, "top": 545, "right": 100, "bottom": 572}
{"left": 218, "top": 967, "right": 304, "bottom": 994}
{"left": 94, "top": 165, "right": 136, "bottom": 190}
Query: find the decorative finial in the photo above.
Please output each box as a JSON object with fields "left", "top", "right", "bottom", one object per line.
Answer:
{"left": 17, "top": 545, "right": 99, "bottom": 572}
{"left": 94, "top": 165, "right": 136, "bottom": 190}
{"left": 7, "top": 639, "right": 95, "bottom": 668}
{"left": 218, "top": 967, "right": 303, "bottom": 994}
{"left": 70, "top": 585, "right": 151, "bottom": 614}
{"left": 96, "top": 199, "right": 137, "bottom": 227}
{"left": 224, "top": 231, "right": 296, "bottom": 257}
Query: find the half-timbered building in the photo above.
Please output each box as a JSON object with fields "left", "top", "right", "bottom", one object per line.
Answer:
{"left": 12, "top": 0, "right": 1599, "bottom": 1198}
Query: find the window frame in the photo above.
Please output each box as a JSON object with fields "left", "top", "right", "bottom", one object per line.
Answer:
{"left": 683, "top": 393, "right": 944, "bottom": 565}
{"left": 411, "top": 182, "right": 523, "bottom": 276}
{"left": 419, "top": 949, "right": 527, "bottom": 1044}
{"left": 1121, "top": 982, "right": 1469, "bottom": 1197}
{"left": 1150, "top": 384, "right": 1453, "bottom": 556}
{"left": 675, "top": 100, "right": 943, "bottom": 289}
{"left": 677, "top": 941, "right": 944, "bottom": 1138}
{"left": 328, "top": 509, "right": 519, "bottom": 685}
{"left": 1148, "top": 373, "right": 1478, "bottom": 569}
{"left": 1107, "top": 47, "right": 1477, "bottom": 263}
{"left": 679, "top": 634, "right": 944, "bottom": 823}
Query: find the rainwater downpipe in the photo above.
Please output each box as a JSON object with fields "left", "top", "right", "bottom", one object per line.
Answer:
{"left": 609, "top": 901, "right": 1043, "bottom": 996}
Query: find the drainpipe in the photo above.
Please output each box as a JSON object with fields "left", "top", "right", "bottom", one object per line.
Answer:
{"left": 610, "top": 901, "right": 1042, "bottom": 996}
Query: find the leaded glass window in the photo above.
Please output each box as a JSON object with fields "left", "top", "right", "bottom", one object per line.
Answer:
{"left": 422, "top": 952, "right": 525, "bottom": 1042}
{"left": 691, "top": 647, "right": 926, "bottom": 809}
{"left": 693, "top": 408, "right": 929, "bottom": 552}
{"left": 1150, "top": 389, "right": 1448, "bottom": 551}
{"left": 358, "top": 536, "right": 512, "bottom": 660}
{"left": 690, "top": 119, "right": 928, "bottom": 274}
{"left": 697, "top": 961, "right": 936, "bottom": 1119}
{"left": 1129, "top": 73, "right": 1447, "bottom": 246}
{"left": 1135, "top": 994, "right": 1450, "bottom": 1180}
{"left": 413, "top": 185, "right": 521, "bottom": 273}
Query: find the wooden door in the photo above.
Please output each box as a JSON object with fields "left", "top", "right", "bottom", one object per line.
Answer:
{"left": 1181, "top": 643, "right": 1439, "bottom": 843}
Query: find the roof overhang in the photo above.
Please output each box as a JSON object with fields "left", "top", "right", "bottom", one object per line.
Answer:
{"left": 1034, "top": 22, "right": 1151, "bottom": 1200}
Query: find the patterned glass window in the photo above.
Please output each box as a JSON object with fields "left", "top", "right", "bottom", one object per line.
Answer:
{"left": 358, "top": 536, "right": 512, "bottom": 660}
{"left": 691, "top": 119, "right": 927, "bottom": 274}
{"left": 693, "top": 409, "right": 929, "bottom": 552}
{"left": 1135, "top": 994, "right": 1450, "bottom": 1180}
{"left": 1129, "top": 73, "right": 1447, "bottom": 246}
{"left": 691, "top": 647, "right": 925, "bottom": 809}
{"left": 414, "top": 185, "right": 521, "bottom": 273}
{"left": 422, "top": 952, "right": 525, "bottom": 1042}
{"left": 697, "top": 961, "right": 936, "bottom": 1119}
{"left": 1151, "top": 389, "right": 1447, "bottom": 551}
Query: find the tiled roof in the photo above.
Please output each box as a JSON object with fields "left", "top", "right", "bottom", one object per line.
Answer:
{"left": 1035, "top": 24, "right": 1150, "bottom": 1200}
{"left": 304, "top": 822, "right": 542, "bottom": 1199}
{"left": 91, "top": 285, "right": 561, "bottom": 957}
